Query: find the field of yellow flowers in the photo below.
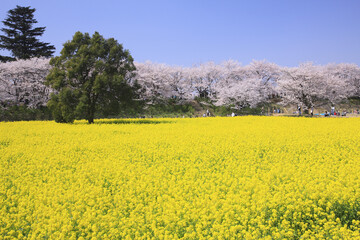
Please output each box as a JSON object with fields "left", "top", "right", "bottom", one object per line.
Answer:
{"left": 1, "top": 116, "right": 360, "bottom": 239}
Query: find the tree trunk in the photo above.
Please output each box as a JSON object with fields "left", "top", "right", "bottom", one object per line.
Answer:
{"left": 88, "top": 106, "right": 95, "bottom": 124}
{"left": 88, "top": 98, "right": 96, "bottom": 124}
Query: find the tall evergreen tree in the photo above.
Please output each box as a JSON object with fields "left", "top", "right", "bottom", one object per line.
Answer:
{"left": 0, "top": 5, "right": 55, "bottom": 62}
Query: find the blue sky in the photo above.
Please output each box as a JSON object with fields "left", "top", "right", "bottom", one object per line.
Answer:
{"left": 0, "top": 0, "right": 359, "bottom": 66}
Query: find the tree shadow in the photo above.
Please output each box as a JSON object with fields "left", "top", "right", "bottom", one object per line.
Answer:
{"left": 74, "top": 119, "right": 174, "bottom": 125}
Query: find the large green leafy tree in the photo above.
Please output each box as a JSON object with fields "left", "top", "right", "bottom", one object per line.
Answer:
{"left": 46, "top": 31, "right": 139, "bottom": 124}
{"left": 0, "top": 5, "right": 55, "bottom": 61}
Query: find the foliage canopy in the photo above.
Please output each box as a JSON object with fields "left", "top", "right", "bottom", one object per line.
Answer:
{"left": 46, "top": 31, "right": 138, "bottom": 123}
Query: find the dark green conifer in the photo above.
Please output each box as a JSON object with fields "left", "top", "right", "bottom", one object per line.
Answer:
{"left": 0, "top": 5, "right": 55, "bottom": 62}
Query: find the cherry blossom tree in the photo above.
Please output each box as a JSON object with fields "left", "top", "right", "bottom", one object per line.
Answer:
{"left": 214, "top": 60, "right": 246, "bottom": 106}
{"left": 277, "top": 63, "right": 327, "bottom": 110}
{"left": 134, "top": 61, "right": 174, "bottom": 102}
{"left": 214, "top": 60, "right": 280, "bottom": 108}
{"left": 322, "top": 64, "right": 356, "bottom": 105}
{"left": 277, "top": 63, "right": 360, "bottom": 110}
{"left": 185, "top": 62, "right": 221, "bottom": 99}
{"left": 134, "top": 62, "right": 192, "bottom": 102}
{"left": 0, "top": 57, "right": 52, "bottom": 108}
{"left": 246, "top": 60, "right": 281, "bottom": 99}
{"left": 216, "top": 77, "right": 263, "bottom": 108}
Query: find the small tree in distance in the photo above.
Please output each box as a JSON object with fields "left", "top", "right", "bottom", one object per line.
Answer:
{"left": 46, "top": 31, "right": 139, "bottom": 124}
{"left": 0, "top": 5, "right": 55, "bottom": 61}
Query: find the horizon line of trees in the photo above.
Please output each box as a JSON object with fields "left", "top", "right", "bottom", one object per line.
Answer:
{"left": 135, "top": 60, "right": 360, "bottom": 111}
{"left": 1, "top": 58, "right": 360, "bottom": 112}
{"left": 1, "top": 5, "right": 360, "bottom": 121}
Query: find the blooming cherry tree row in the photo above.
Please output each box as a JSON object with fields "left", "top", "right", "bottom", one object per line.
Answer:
{"left": 1, "top": 58, "right": 359, "bottom": 109}
{"left": 135, "top": 60, "right": 360, "bottom": 109}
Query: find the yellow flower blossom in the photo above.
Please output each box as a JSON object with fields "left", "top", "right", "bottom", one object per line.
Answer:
{"left": 1, "top": 117, "right": 360, "bottom": 239}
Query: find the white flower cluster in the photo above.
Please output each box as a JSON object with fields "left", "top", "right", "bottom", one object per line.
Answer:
{"left": 135, "top": 60, "right": 360, "bottom": 109}
{"left": 1, "top": 58, "right": 359, "bottom": 109}
{"left": 0, "top": 58, "right": 52, "bottom": 108}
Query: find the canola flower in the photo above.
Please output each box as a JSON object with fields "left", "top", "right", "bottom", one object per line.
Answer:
{"left": 0, "top": 116, "right": 360, "bottom": 239}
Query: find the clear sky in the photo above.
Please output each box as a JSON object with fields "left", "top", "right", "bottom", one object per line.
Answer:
{"left": 0, "top": 0, "right": 359, "bottom": 66}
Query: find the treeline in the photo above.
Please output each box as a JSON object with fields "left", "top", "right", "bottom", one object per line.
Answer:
{"left": 1, "top": 58, "right": 360, "bottom": 114}
{"left": 135, "top": 60, "right": 360, "bottom": 111}
{"left": 0, "top": 6, "right": 359, "bottom": 121}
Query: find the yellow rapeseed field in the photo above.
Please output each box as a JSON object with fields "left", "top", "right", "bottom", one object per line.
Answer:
{"left": 1, "top": 117, "right": 360, "bottom": 239}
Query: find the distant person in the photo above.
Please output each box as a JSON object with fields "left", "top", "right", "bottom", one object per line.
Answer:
{"left": 298, "top": 106, "right": 301, "bottom": 116}
{"left": 310, "top": 108, "right": 313, "bottom": 116}
{"left": 231, "top": 112, "right": 235, "bottom": 117}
